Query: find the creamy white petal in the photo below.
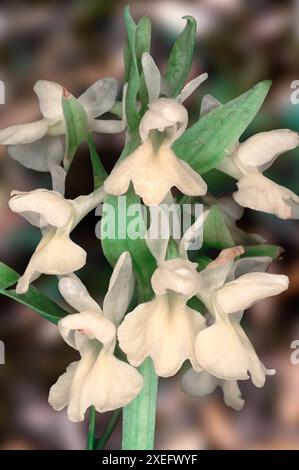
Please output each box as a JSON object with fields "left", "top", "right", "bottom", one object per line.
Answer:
{"left": 222, "top": 380, "right": 244, "bottom": 410}
{"left": 103, "top": 252, "right": 134, "bottom": 325}
{"left": 0, "top": 120, "right": 48, "bottom": 145}
{"left": 179, "top": 210, "right": 206, "bottom": 258}
{"left": 9, "top": 189, "right": 72, "bottom": 227}
{"left": 49, "top": 163, "right": 66, "bottom": 194}
{"left": 139, "top": 98, "right": 188, "bottom": 143}
{"left": 105, "top": 141, "right": 206, "bottom": 206}
{"left": 49, "top": 361, "right": 79, "bottom": 411}
{"left": 227, "top": 256, "right": 272, "bottom": 282}
{"left": 142, "top": 53, "right": 161, "bottom": 103}
{"left": 234, "top": 129, "right": 299, "bottom": 171}
{"left": 151, "top": 259, "right": 198, "bottom": 298}
{"left": 118, "top": 294, "right": 205, "bottom": 377}
{"left": 59, "top": 312, "right": 116, "bottom": 347}
{"left": 198, "top": 247, "right": 244, "bottom": 304}
{"left": 145, "top": 205, "right": 171, "bottom": 264}
{"left": 89, "top": 119, "right": 125, "bottom": 133}
{"left": 33, "top": 80, "right": 63, "bottom": 120}
{"left": 78, "top": 78, "right": 117, "bottom": 118}
{"left": 76, "top": 350, "right": 143, "bottom": 417}
{"left": 16, "top": 232, "right": 87, "bottom": 294}
{"left": 58, "top": 275, "right": 101, "bottom": 313}
{"left": 215, "top": 272, "right": 288, "bottom": 314}
{"left": 216, "top": 195, "right": 244, "bottom": 222}
{"left": 65, "top": 342, "right": 100, "bottom": 422}
{"left": 195, "top": 321, "right": 266, "bottom": 387}
{"left": 216, "top": 156, "right": 242, "bottom": 179}
{"left": 72, "top": 187, "right": 105, "bottom": 226}
{"left": 199, "top": 94, "right": 221, "bottom": 117}
{"left": 182, "top": 367, "right": 218, "bottom": 396}
{"left": 181, "top": 368, "right": 244, "bottom": 411}
{"left": 233, "top": 172, "right": 299, "bottom": 219}
{"left": 177, "top": 73, "right": 208, "bottom": 103}
{"left": 8, "top": 136, "right": 63, "bottom": 172}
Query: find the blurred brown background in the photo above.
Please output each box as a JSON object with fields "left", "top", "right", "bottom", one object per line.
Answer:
{"left": 0, "top": 0, "right": 299, "bottom": 450}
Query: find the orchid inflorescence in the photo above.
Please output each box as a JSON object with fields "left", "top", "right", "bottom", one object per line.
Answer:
{"left": 0, "top": 7, "right": 297, "bottom": 449}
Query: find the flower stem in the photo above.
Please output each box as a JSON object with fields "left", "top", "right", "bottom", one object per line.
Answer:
{"left": 86, "top": 406, "right": 96, "bottom": 450}
{"left": 96, "top": 409, "right": 121, "bottom": 450}
{"left": 122, "top": 358, "right": 158, "bottom": 450}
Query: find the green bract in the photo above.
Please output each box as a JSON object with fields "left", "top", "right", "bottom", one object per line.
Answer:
{"left": 0, "top": 262, "right": 68, "bottom": 324}
{"left": 174, "top": 80, "right": 271, "bottom": 174}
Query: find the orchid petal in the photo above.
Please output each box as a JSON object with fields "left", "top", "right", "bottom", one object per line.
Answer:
{"left": 0, "top": 120, "right": 48, "bottom": 145}
{"left": 78, "top": 78, "right": 118, "bottom": 118}
{"left": 58, "top": 275, "right": 101, "bottom": 313}
{"left": 33, "top": 80, "right": 63, "bottom": 120}
{"left": 177, "top": 73, "right": 208, "bottom": 103}
{"left": 118, "top": 294, "right": 205, "bottom": 377}
{"left": 103, "top": 252, "right": 134, "bottom": 325}
{"left": 142, "top": 52, "right": 161, "bottom": 103}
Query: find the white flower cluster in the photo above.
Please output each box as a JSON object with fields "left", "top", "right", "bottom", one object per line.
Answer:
{"left": 0, "top": 53, "right": 294, "bottom": 421}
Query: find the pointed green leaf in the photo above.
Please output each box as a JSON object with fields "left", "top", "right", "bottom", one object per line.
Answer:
{"left": 124, "top": 6, "right": 141, "bottom": 133}
{"left": 242, "top": 244, "right": 284, "bottom": 260}
{"left": 174, "top": 80, "right": 271, "bottom": 174}
{"left": 165, "top": 16, "right": 197, "bottom": 97}
{"left": 87, "top": 135, "right": 107, "bottom": 190}
{"left": 62, "top": 90, "right": 89, "bottom": 170}
{"left": 203, "top": 206, "right": 235, "bottom": 249}
{"left": 135, "top": 16, "right": 151, "bottom": 70}
{"left": 0, "top": 262, "right": 68, "bottom": 324}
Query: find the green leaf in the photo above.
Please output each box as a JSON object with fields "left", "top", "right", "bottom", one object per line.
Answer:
{"left": 122, "top": 358, "right": 158, "bottom": 450}
{"left": 135, "top": 16, "right": 151, "bottom": 70}
{"left": 0, "top": 262, "right": 68, "bottom": 324}
{"left": 62, "top": 90, "right": 89, "bottom": 170}
{"left": 242, "top": 244, "right": 283, "bottom": 260}
{"left": 174, "top": 80, "right": 271, "bottom": 174}
{"left": 87, "top": 135, "right": 107, "bottom": 190}
{"left": 203, "top": 206, "right": 235, "bottom": 249}
{"left": 101, "top": 133, "right": 156, "bottom": 302}
{"left": 165, "top": 16, "right": 197, "bottom": 97}
{"left": 124, "top": 6, "right": 141, "bottom": 133}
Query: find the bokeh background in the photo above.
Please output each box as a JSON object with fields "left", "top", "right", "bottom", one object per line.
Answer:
{"left": 0, "top": 0, "right": 299, "bottom": 450}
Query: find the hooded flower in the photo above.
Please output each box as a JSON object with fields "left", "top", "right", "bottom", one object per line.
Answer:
{"left": 200, "top": 94, "right": 299, "bottom": 219}
{"left": 0, "top": 79, "right": 124, "bottom": 193}
{"left": 104, "top": 53, "right": 208, "bottom": 205}
{"left": 49, "top": 252, "right": 143, "bottom": 422}
{"left": 118, "top": 223, "right": 205, "bottom": 377}
{"left": 9, "top": 187, "right": 105, "bottom": 293}
{"left": 195, "top": 247, "right": 288, "bottom": 387}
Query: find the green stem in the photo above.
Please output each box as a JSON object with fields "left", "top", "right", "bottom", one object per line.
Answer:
{"left": 96, "top": 409, "right": 121, "bottom": 450}
{"left": 86, "top": 406, "right": 96, "bottom": 450}
{"left": 122, "top": 358, "right": 158, "bottom": 450}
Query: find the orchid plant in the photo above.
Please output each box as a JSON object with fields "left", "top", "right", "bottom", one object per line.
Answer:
{"left": 0, "top": 7, "right": 297, "bottom": 450}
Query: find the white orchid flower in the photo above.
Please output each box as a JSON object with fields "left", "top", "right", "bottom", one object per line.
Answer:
{"left": 182, "top": 367, "right": 244, "bottom": 411}
{"left": 0, "top": 79, "right": 124, "bottom": 194}
{"left": 9, "top": 187, "right": 105, "bottom": 293}
{"left": 49, "top": 252, "right": 143, "bottom": 422}
{"left": 200, "top": 94, "right": 299, "bottom": 219}
{"left": 195, "top": 246, "right": 288, "bottom": 387}
{"left": 104, "top": 53, "right": 208, "bottom": 206}
{"left": 118, "top": 224, "right": 205, "bottom": 377}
